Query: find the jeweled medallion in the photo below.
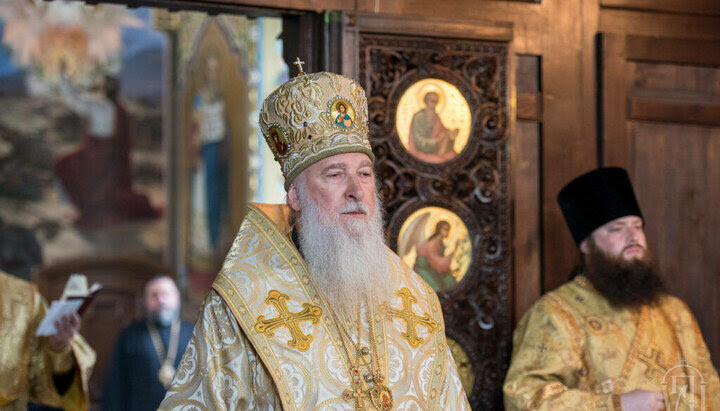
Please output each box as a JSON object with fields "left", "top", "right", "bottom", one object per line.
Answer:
{"left": 370, "top": 384, "right": 393, "bottom": 411}
{"left": 158, "top": 363, "right": 175, "bottom": 388}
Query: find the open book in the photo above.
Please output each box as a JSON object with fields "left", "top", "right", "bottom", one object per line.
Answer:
{"left": 35, "top": 274, "right": 102, "bottom": 336}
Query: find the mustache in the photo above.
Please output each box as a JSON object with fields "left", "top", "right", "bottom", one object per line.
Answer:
{"left": 622, "top": 243, "right": 646, "bottom": 252}
{"left": 340, "top": 201, "right": 369, "bottom": 214}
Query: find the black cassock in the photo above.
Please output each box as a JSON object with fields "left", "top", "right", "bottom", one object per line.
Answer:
{"left": 102, "top": 319, "right": 194, "bottom": 411}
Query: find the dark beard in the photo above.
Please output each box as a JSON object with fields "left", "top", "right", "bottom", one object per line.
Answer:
{"left": 582, "top": 242, "right": 666, "bottom": 308}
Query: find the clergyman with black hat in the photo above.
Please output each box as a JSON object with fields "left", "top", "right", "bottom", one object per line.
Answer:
{"left": 503, "top": 167, "right": 720, "bottom": 410}
{"left": 159, "top": 64, "right": 470, "bottom": 410}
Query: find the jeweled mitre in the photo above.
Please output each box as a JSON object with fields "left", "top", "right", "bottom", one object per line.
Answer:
{"left": 258, "top": 71, "right": 374, "bottom": 189}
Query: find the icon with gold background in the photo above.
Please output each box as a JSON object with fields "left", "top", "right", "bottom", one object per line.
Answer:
{"left": 397, "top": 206, "right": 472, "bottom": 291}
{"left": 395, "top": 78, "right": 471, "bottom": 163}
{"left": 330, "top": 97, "right": 356, "bottom": 129}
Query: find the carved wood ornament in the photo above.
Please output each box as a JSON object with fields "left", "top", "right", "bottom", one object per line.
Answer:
{"left": 358, "top": 34, "right": 511, "bottom": 409}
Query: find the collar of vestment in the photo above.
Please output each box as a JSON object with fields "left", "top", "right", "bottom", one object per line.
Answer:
{"left": 211, "top": 203, "right": 449, "bottom": 410}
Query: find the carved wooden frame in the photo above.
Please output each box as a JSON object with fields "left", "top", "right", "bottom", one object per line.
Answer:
{"left": 356, "top": 27, "right": 512, "bottom": 408}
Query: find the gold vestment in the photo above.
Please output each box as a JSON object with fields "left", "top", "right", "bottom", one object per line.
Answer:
{"left": 0, "top": 271, "right": 95, "bottom": 410}
{"left": 160, "top": 204, "right": 470, "bottom": 410}
{"left": 504, "top": 276, "right": 720, "bottom": 410}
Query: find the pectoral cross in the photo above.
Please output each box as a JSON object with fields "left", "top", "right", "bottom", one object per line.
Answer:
{"left": 381, "top": 287, "right": 438, "bottom": 347}
{"left": 293, "top": 57, "right": 305, "bottom": 75}
{"left": 638, "top": 347, "right": 667, "bottom": 380}
{"left": 343, "top": 366, "right": 367, "bottom": 409}
{"left": 254, "top": 289, "right": 322, "bottom": 351}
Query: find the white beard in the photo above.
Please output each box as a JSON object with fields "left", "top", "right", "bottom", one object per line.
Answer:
{"left": 295, "top": 182, "right": 394, "bottom": 317}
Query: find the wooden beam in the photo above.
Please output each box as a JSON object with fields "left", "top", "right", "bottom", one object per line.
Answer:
{"left": 540, "top": 0, "right": 599, "bottom": 292}
{"left": 600, "top": 33, "right": 632, "bottom": 168}
{"left": 601, "top": 0, "right": 720, "bottom": 17}
{"left": 625, "top": 36, "right": 720, "bottom": 66}
{"left": 512, "top": 121, "right": 542, "bottom": 323}
{"left": 353, "top": 12, "right": 514, "bottom": 41}
{"left": 600, "top": 8, "right": 720, "bottom": 40}
{"left": 629, "top": 95, "right": 720, "bottom": 126}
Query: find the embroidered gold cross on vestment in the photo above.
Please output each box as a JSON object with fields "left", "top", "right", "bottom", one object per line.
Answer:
{"left": 254, "top": 289, "right": 322, "bottom": 351}
{"left": 381, "top": 287, "right": 438, "bottom": 347}
{"left": 638, "top": 347, "right": 667, "bottom": 380}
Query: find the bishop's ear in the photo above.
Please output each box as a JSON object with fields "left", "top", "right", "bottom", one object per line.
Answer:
{"left": 579, "top": 238, "right": 591, "bottom": 255}
{"left": 287, "top": 183, "right": 301, "bottom": 211}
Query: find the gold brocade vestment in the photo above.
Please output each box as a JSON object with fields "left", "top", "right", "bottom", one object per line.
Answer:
{"left": 160, "top": 204, "right": 470, "bottom": 410}
{"left": 0, "top": 271, "right": 95, "bottom": 410}
{"left": 504, "top": 276, "right": 720, "bottom": 410}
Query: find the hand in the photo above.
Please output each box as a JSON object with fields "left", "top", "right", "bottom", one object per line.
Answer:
{"left": 621, "top": 390, "right": 664, "bottom": 411}
{"left": 49, "top": 312, "right": 80, "bottom": 352}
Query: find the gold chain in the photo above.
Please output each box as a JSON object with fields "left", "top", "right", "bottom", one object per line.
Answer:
{"left": 146, "top": 319, "right": 180, "bottom": 388}
{"left": 329, "top": 304, "right": 392, "bottom": 410}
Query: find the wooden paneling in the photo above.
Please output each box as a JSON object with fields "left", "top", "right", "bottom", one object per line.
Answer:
{"left": 601, "top": 33, "right": 720, "bottom": 366}
{"left": 600, "top": 9, "right": 720, "bottom": 40}
{"left": 631, "top": 121, "right": 720, "bottom": 365}
{"left": 629, "top": 95, "right": 720, "bottom": 126}
{"left": 347, "top": 13, "right": 514, "bottom": 41}
{"left": 513, "top": 55, "right": 542, "bottom": 323}
{"left": 601, "top": 33, "right": 632, "bottom": 168}
{"left": 541, "top": 0, "right": 599, "bottom": 292}
{"left": 512, "top": 120, "right": 541, "bottom": 323}
{"left": 601, "top": 0, "right": 720, "bottom": 16}
{"left": 517, "top": 93, "right": 542, "bottom": 121}
{"left": 625, "top": 36, "right": 720, "bottom": 66}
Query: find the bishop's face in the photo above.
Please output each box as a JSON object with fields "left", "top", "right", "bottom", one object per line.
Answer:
{"left": 289, "top": 152, "right": 376, "bottom": 234}
{"left": 582, "top": 215, "right": 647, "bottom": 261}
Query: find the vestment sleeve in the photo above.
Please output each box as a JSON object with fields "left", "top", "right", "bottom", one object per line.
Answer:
{"left": 438, "top": 346, "right": 472, "bottom": 409}
{"left": 503, "top": 296, "right": 618, "bottom": 410}
{"left": 27, "top": 286, "right": 96, "bottom": 410}
{"left": 159, "top": 290, "right": 281, "bottom": 410}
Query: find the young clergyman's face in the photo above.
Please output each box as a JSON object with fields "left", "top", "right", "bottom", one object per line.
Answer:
{"left": 581, "top": 215, "right": 647, "bottom": 261}
{"left": 288, "top": 152, "right": 376, "bottom": 231}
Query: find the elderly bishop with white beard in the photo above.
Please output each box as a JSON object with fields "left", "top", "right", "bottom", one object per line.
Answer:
{"left": 159, "top": 67, "right": 470, "bottom": 410}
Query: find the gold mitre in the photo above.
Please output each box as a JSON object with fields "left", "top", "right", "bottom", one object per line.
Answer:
{"left": 258, "top": 71, "right": 374, "bottom": 189}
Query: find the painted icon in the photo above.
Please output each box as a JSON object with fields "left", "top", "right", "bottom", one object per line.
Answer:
{"left": 397, "top": 206, "right": 472, "bottom": 291}
{"left": 330, "top": 98, "right": 355, "bottom": 129}
{"left": 396, "top": 78, "right": 471, "bottom": 163}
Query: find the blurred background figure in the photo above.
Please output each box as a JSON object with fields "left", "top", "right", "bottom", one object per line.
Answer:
{"left": 102, "top": 275, "right": 193, "bottom": 411}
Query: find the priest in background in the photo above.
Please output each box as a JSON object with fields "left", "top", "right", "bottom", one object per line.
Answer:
{"left": 102, "top": 276, "right": 193, "bottom": 411}
{"left": 504, "top": 167, "right": 720, "bottom": 410}
{"left": 0, "top": 270, "right": 95, "bottom": 410}
{"left": 160, "top": 67, "right": 470, "bottom": 409}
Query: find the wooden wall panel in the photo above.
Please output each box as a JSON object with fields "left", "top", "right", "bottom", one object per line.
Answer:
{"left": 601, "top": 0, "right": 720, "bottom": 16}
{"left": 512, "top": 120, "right": 541, "bottom": 323}
{"left": 513, "top": 55, "right": 542, "bottom": 323}
{"left": 631, "top": 121, "right": 720, "bottom": 364}
{"left": 601, "top": 33, "right": 720, "bottom": 366}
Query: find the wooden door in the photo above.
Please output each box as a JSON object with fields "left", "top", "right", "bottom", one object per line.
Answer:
{"left": 344, "top": 13, "right": 513, "bottom": 409}
{"left": 601, "top": 33, "right": 720, "bottom": 366}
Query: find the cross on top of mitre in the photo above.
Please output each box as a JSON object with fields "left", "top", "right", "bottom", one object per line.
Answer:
{"left": 293, "top": 57, "right": 305, "bottom": 76}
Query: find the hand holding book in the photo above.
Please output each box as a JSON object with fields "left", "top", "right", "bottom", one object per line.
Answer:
{"left": 36, "top": 274, "right": 102, "bottom": 337}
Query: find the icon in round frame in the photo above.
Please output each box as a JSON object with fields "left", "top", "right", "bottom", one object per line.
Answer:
{"left": 395, "top": 78, "right": 472, "bottom": 164}
{"left": 397, "top": 206, "right": 472, "bottom": 291}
